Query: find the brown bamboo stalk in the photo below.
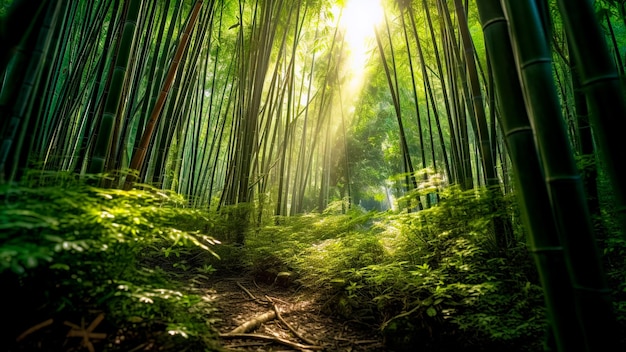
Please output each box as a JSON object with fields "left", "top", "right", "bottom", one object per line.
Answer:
{"left": 126, "top": 0, "right": 203, "bottom": 187}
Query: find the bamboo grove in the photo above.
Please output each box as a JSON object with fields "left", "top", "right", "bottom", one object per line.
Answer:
{"left": 2, "top": 0, "right": 626, "bottom": 350}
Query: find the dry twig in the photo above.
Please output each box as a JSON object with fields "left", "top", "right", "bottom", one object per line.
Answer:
{"left": 264, "top": 294, "right": 289, "bottom": 305}
{"left": 236, "top": 281, "right": 258, "bottom": 301}
{"left": 236, "top": 281, "right": 269, "bottom": 305}
{"left": 16, "top": 318, "right": 54, "bottom": 342}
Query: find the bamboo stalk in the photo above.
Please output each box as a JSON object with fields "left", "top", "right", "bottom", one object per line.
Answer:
{"left": 501, "top": 1, "right": 619, "bottom": 350}
{"left": 126, "top": 0, "right": 204, "bottom": 186}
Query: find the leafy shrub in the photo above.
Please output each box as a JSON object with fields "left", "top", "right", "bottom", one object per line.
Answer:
{"left": 0, "top": 179, "right": 221, "bottom": 351}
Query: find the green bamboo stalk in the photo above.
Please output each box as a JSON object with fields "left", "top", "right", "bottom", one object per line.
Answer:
{"left": 453, "top": 0, "right": 497, "bottom": 187}
{"left": 0, "top": 1, "right": 60, "bottom": 182}
{"left": 150, "top": 43, "right": 194, "bottom": 186}
{"left": 195, "top": 3, "right": 224, "bottom": 203}
{"left": 556, "top": 0, "right": 626, "bottom": 236}
{"left": 127, "top": 0, "right": 203, "bottom": 185}
{"left": 36, "top": 1, "right": 86, "bottom": 168}
{"left": 476, "top": 1, "right": 585, "bottom": 350}
{"left": 147, "top": 1, "right": 187, "bottom": 184}
{"left": 603, "top": 9, "right": 625, "bottom": 77}
{"left": 438, "top": 0, "right": 473, "bottom": 190}
{"left": 501, "top": 1, "right": 619, "bottom": 350}
{"left": 450, "top": 0, "right": 513, "bottom": 250}
{"left": 289, "top": 9, "right": 317, "bottom": 214}
{"left": 374, "top": 21, "right": 419, "bottom": 211}
{"left": 275, "top": 2, "right": 305, "bottom": 217}
{"left": 88, "top": 0, "right": 143, "bottom": 174}
{"left": 0, "top": 0, "right": 49, "bottom": 74}
{"left": 0, "top": 1, "right": 48, "bottom": 122}
{"left": 407, "top": 5, "right": 451, "bottom": 186}
{"left": 113, "top": 0, "right": 159, "bottom": 171}
{"left": 14, "top": 0, "right": 71, "bottom": 180}
{"left": 68, "top": 0, "right": 119, "bottom": 173}
{"left": 569, "top": 42, "right": 600, "bottom": 220}
{"left": 421, "top": 0, "right": 461, "bottom": 185}
{"left": 207, "top": 40, "right": 237, "bottom": 207}
{"left": 399, "top": 8, "right": 427, "bottom": 187}
{"left": 164, "top": 5, "right": 212, "bottom": 194}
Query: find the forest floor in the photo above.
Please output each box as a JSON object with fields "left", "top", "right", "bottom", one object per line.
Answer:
{"left": 206, "top": 274, "right": 388, "bottom": 352}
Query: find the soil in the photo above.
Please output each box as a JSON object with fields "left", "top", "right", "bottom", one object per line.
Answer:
{"left": 208, "top": 275, "right": 388, "bottom": 351}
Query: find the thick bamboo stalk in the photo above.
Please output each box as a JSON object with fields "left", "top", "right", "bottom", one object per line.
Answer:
{"left": 556, "top": 0, "right": 626, "bottom": 237}
{"left": 476, "top": 1, "right": 585, "bottom": 350}
{"left": 501, "top": 1, "right": 619, "bottom": 350}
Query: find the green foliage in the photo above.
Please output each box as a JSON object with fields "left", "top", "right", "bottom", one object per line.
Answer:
{"left": 0, "top": 178, "right": 221, "bottom": 351}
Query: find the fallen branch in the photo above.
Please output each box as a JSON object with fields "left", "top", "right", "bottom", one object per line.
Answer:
{"left": 16, "top": 318, "right": 54, "bottom": 342}
{"left": 219, "top": 333, "right": 325, "bottom": 351}
{"left": 230, "top": 310, "right": 276, "bottom": 334}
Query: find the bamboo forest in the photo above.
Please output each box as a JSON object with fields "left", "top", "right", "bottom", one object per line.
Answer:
{"left": 3, "top": 0, "right": 626, "bottom": 351}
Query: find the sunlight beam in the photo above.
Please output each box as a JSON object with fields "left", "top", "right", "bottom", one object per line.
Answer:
{"left": 340, "top": 0, "right": 384, "bottom": 77}
{"left": 333, "top": 0, "right": 384, "bottom": 106}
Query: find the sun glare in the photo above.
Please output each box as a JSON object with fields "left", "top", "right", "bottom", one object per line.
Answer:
{"left": 336, "top": 0, "right": 384, "bottom": 92}
{"left": 324, "top": 0, "right": 384, "bottom": 140}
{"left": 341, "top": 0, "right": 384, "bottom": 65}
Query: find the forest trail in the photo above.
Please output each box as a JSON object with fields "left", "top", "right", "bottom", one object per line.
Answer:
{"left": 206, "top": 275, "right": 387, "bottom": 351}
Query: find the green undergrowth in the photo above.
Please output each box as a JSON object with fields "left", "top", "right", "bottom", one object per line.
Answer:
{"left": 242, "top": 187, "right": 547, "bottom": 351}
{"left": 4, "top": 173, "right": 625, "bottom": 352}
{"left": 1, "top": 173, "right": 224, "bottom": 352}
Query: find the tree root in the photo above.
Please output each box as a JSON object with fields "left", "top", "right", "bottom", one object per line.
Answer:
{"left": 267, "top": 296, "right": 317, "bottom": 346}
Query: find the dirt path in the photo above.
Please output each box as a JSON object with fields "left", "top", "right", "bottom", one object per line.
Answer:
{"left": 206, "top": 276, "right": 387, "bottom": 351}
